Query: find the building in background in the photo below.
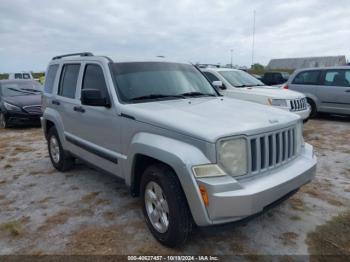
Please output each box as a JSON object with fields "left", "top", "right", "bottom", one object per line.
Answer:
{"left": 267, "top": 55, "right": 347, "bottom": 70}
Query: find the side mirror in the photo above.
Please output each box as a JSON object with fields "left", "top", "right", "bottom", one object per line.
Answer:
{"left": 81, "top": 89, "right": 110, "bottom": 107}
{"left": 212, "top": 81, "right": 226, "bottom": 90}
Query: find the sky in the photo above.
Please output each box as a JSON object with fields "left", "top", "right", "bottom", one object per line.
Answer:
{"left": 0, "top": 0, "right": 349, "bottom": 72}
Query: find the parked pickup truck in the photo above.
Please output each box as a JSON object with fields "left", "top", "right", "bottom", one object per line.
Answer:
{"left": 202, "top": 68, "right": 311, "bottom": 121}
{"left": 41, "top": 53, "right": 317, "bottom": 246}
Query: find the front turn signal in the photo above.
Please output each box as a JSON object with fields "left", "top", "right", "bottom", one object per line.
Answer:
{"left": 199, "top": 185, "right": 209, "bottom": 206}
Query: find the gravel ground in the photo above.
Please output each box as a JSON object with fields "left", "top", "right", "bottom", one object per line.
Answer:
{"left": 0, "top": 115, "right": 349, "bottom": 255}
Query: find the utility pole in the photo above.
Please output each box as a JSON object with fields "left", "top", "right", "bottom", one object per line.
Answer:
{"left": 230, "top": 49, "right": 233, "bottom": 68}
{"left": 251, "top": 10, "right": 256, "bottom": 67}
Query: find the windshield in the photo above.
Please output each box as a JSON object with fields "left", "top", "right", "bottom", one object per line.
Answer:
{"left": 219, "top": 70, "right": 265, "bottom": 87}
{"left": 1, "top": 82, "right": 42, "bottom": 97}
{"left": 112, "top": 62, "right": 217, "bottom": 103}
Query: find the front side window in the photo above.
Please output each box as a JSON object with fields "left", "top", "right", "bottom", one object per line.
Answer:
{"left": 203, "top": 72, "right": 220, "bottom": 82}
{"left": 14, "top": 73, "right": 22, "bottom": 79}
{"left": 219, "top": 70, "right": 264, "bottom": 87}
{"left": 82, "top": 64, "right": 108, "bottom": 98}
{"left": 58, "top": 64, "right": 80, "bottom": 99}
{"left": 324, "top": 70, "right": 350, "bottom": 87}
{"left": 44, "top": 64, "right": 59, "bottom": 94}
{"left": 293, "top": 71, "right": 321, "bottom": 85}
{"left": 111, "top": 62, "right": 217, "bottom": 103}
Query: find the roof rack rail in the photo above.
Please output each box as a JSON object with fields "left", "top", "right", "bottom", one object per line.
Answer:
{"left": 52, "top": 52, "right": 94, "bottom": 60}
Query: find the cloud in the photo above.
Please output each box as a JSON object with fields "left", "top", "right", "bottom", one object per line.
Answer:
{"left": 0, "top": 0, "right": 349, "bottom": 72}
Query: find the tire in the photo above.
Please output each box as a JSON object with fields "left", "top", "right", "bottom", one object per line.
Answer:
{"left": 0, "top": 113, "right": 8, "bottom": 129}
{"left": 47, "top": 127, "right": 75, "bottom": 171}
{"left": 140, "top": 163, "right": 193, "bottom": 247}
{"left": 307, "top": 98, "right": 317, "bottom": 118}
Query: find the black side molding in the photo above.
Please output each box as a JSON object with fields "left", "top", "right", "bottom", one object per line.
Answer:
{"left": 66, "top": 135, "right": 118, "bottom": 164}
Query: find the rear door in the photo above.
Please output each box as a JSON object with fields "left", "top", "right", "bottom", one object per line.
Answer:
{"left": 55, "top": 63, "right": 82, "bottom": 146}
{"left": 317, "top": 69, "right": 350, "bottom": 114}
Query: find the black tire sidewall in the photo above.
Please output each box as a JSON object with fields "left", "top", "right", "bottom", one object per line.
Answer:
{"left": 307, "top": 98, "right": 317, "bottom": 118}
{"left": 140, "top": 164, "right": 192, "bottom": 247}
{"left": 47, "top": 127, "right": 73, "bottom": 171}
{"left": 0, "top": 113, "right": 7, "bottom": 128}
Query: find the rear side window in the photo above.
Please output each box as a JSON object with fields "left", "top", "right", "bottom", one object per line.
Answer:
{"left": 203, "top": 72, "right": 220, "bottom": 82}
{"left": 58, "top": 64, "right": 80, "bottom": 98}
{"left": 292, "top": 71, "right": 321, "bottom": 85}
{"left": 82, "top": 64, "right": 108, "bottom": 98}
{"left": 23, "top": 73, "right": 30, "bottom": 79}
{"left": 324, "top": 70, "right": 350, "bottom": 87}
{"left": 44, "top": 64, "right": 59, "bottom": 94}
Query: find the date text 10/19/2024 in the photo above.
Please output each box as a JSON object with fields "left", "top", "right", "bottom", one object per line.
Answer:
{"left": 128, "top": 256, "right": 219, "bottom": 261}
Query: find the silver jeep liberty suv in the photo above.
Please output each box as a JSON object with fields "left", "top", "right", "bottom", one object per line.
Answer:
{"left": 41, "top": 52, "right": 317, "bottom": 246}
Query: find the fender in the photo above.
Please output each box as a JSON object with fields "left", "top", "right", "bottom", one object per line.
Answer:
{"left": 125, "top": 132, "right": 213, "bottom": 225}
{"left": 42, "top": 107, "right": 66, "bottom": 145}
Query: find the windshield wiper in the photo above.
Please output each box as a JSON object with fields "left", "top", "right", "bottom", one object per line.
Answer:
{"left": 130, "top": 94, "right": 185, "bottom": 101}
{"left": 7, "top": 87, "right": 33, "bottom": 95}
{"left": 180, "top": 92, "right": 216, "bottom": 97}
{"left": 21, "top": 88, "right": 41, "bottom": 93}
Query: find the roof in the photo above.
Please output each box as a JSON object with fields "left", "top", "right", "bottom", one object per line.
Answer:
{"left": 267, "top": 56, "right": 347, "bottom": 70}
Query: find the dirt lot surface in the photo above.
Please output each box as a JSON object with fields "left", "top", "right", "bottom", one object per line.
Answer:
{"left": 0, "top": 116, "right": 349, "bottom": 255}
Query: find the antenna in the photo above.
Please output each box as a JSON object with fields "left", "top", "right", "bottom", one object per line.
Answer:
{"left": 251, "top": 10, "right": 256, "bottom": 67}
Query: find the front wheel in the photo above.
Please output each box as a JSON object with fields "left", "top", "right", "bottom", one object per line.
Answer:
{"left": 0, "top": 113, "right": 8, "bottom": 129}
{"left": 141, "top": 164, "right": 193, "bottom": 247}
{"left": 307, "top": 98, "right": 317, "bottom": 118}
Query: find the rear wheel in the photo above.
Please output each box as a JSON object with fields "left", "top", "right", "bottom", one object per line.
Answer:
{"left": 0, "top": 113, "right": 8, "bottom": 129}
{"left": 140, "top": 163, "right": 193, "bottom": 247}
{"left": 47, "top": 127, "right": 75, "bottom": 171}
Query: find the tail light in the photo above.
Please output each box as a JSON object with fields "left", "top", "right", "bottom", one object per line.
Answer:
{"left": 282, "top": 84, "right": 289, "bottom": 89}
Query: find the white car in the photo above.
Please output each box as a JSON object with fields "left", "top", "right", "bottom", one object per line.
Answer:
{"left": 8, "top": 72, "right": 34, "bottom": 80}
{"left": 202, "top": 68, "right": 311, "bottom": 121}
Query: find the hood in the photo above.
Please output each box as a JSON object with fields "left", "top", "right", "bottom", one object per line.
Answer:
{"left": 123, "top": 97, "right": 300, "bottom": 143}
{"left": 226, "top": 85, "right": 305, "bottom": 99}
{"left": 4, "top": 94, "right": 41, "bottom": 108}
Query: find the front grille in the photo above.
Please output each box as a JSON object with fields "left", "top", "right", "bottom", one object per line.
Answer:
{"left": 290, "top": 98, "right": 307, "bottom": 111}
{"left": 249, "top": 125, "right": 297, "bottom": 174}
{"left": 23, "top": 105, "right": 42, "bottom": 115}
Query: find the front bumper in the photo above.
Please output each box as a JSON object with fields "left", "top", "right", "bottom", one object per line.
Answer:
{"left": 5, "top": 112, "right": 42, "bottom": 125}
{"left": 277, "top": 107, "right": 311, "bottom": 120}
{"left": 195, "top": 143, "right": 316, "bottom": 225}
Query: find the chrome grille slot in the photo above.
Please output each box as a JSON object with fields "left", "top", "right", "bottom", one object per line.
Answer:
{"left": 248, "top": 125, "right": 297, "bottom": 175}
{"left": 290, "top": 98, "right": 307, "bottom": 112}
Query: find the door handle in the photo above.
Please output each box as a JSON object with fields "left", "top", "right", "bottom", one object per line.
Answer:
{"left": 73, "top": 106, "right": 85, "bottom": 113}
{"left": 52, "top": 100, "right": 60, "bottom": 105}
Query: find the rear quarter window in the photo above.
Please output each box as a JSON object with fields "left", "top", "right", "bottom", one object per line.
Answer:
{"left": 44, "top": 64, "right": 59, "bottom": 94}
{"left": 292, "top": 70, "right": 321, "bottom": 85}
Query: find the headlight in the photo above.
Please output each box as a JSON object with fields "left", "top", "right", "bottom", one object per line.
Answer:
{"left": 295, "top": 121, "right": 305, "bottom": 154}
{"left": 268, "top": 98, "right": 288, "bottom": 107}
{"left": 217, "top": 138, "right": 248, "bottom": 177}
{"left": 192, "top": 164, "right": 226, "bottom": 178}
{"left": 4, "top": 102, "right": 21, "bottom": 112}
